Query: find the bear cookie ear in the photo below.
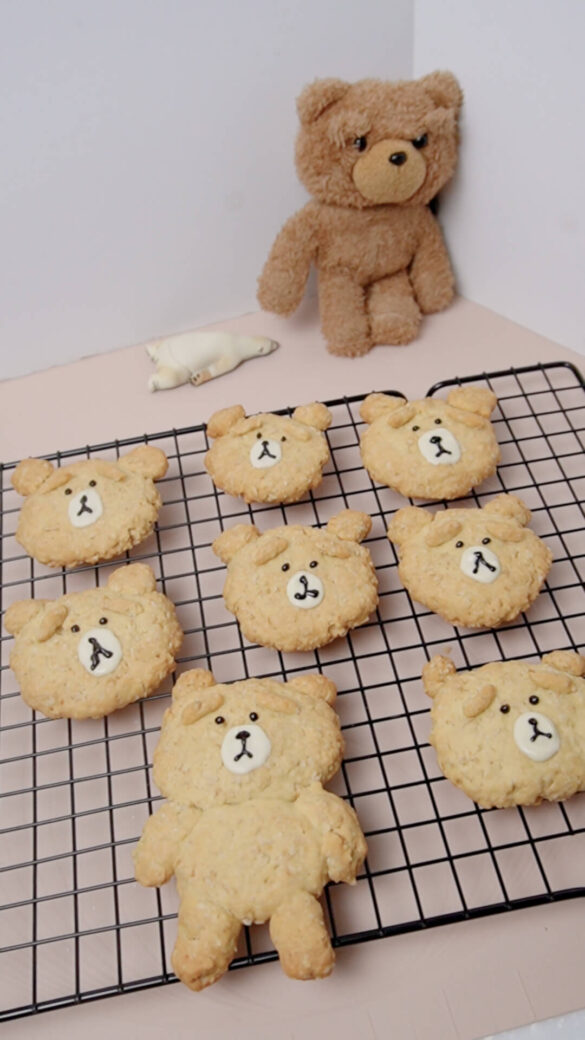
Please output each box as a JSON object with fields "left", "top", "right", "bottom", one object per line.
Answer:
{"left": 483, "top": 494, "right": 531, "bottom": 526}
{"left": 212, "top": 524, "right": 260, "bottom": 564}
{"left": 120, "top": 445, "right": 168, "bottom": 480}
{"left": 326, "top": 510, "right": 371, "bottom": 543}
{"left": 541, "top": 651, "right": 585, "bottom": 677}
{"left": 206, "top": 406, "right": 247, "bottom": 439}
{"left": 291, "top": 402, "right": 332, "bottom": 431}
{"left": 296, "top": 78, "right": 351, "bottom": 125}
{"left": 11, "top": 458, "right": 55, "bottom": 497}
{"left": 107, "top": 564, "right": 157, "bottom": 597}
{"left": 387, "top": 506, "right": 432, "bottom": 547}
{"left": 360, "top": 393, "right": 407, "bottom": 426}
{"left": 4, "top": 599, "right": 49, "bottom": 636}
{"left": 287, "top": 673, "right": 337, "bottom": 705}
{"left": 447, "top": 386, "right": 497, "bottom": 419}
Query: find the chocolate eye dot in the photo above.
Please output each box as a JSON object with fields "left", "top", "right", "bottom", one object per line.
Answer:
{"left": 500, "top": 704, "right": 510, "bottom": 714}
{"left": 99, "top": 617, "right": 108, "bottom": 625}
{"left": 412, "top": 425, "right": 420, "bottom": 432}
{"left": 249, "top": 712, "right": 258, "bottom": 721}
{"left": 281, "top": 436, "right": 286, "bottom": 442}
{"left": 71, "top": 625, "right": 80, "bottom": 633}
{"left": 281, "top": 563, "right": 290, "bottom": 572}
{"left": 434, "top": 418, "right": 442, "bottom": 425}
{"left": 455, "top": 540, "right": 464, "bottom": 548}
{"left": 215, "top": 716, "right": 225, "bottom": 725}
{"left": 89, "top": 480, "right": 97, "bottom": 487}
{"left": 529, "top": 695, "right": 540, "bottom": 705}
{"left": 309, "top": 560, "right": 318, "bottom": 568}
{"left": 482, "top": 537, "right": 491, "bottom": 545}
{"left": 256, "top": 432, "right": 262, "bottom": 439}
{"left": 65, "top": 488, "right": 72, "bottom": 495}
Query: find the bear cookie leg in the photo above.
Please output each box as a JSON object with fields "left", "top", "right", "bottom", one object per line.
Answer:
{"left": 172, "top": 894, "right": 241, "bottom": 991}
{"left": 269, "top": 891, "right": 335, "bottom": 980}
{"left": 319, "top": 270, "right": 372, "bottom": 357}
{"left": 368, "top": 272, "right": 422, "bottom": 346}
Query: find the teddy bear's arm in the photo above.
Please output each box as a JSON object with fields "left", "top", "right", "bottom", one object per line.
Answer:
{"left": 297, "top": 783, "right": 367, "bottom": 884}
{"left": 409, "top": 210, "right": 455, "bottom": 314}
{"left": 133, "top": 802, "right": 201, "bottom": 887}
{"left": 257, "top": 204, "right": 318, "bottom": 316}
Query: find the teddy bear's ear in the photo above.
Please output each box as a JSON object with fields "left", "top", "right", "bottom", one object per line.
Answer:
{"left": 4, "top": 599, "right": 49, "bottom": 636}
{"left": 541, "top": 651, "right": 585, "bottom": 677}
{"left": 172, "top": 669, "right": 224, "bottom": 723}
{"left": 107, "top": 563, "right": 157, "bottom": 596}
{"left": 446, "top": 387, "right": 497, "bottom": 419}
{"left": 173, "top": 669, "right": 217, "bottom": 702}
{"left": 291, "top": 402, "right": 332, "bottom": 431}
{"left": 297, "top": 78, "right": 351, "bottom": 125}
{"left": 424, "top": 514, "right": 462, "bottom": 548}
{"left": 529, "top": 667, "right": 576, "bottom": 695}
{"left": 418, "top": 70, "right": 463, "bottom": 113}
{"left": 422, "top": 656, "right": 456, "bottom": 698}
{"left": 23, "top": 603, "right": 69, "bottom": 643}
{"left": 326, "top": 510, "right": 371, "bottom": 543}
{"left": 287, "top": 673, "right": 337, "bottom": 706}
{"left": 212, "top": 524, "right": 260, "bottom": 564}
{"left": 12, "top": 458, "right": 55, "bottom": 497}
{"left": 206, "top": 405, "right": 246, "bottom": 439}
{"left": 463, "top": 683, "right": 496, "bottom": 718}
{"left": 360, "top": 393, "right": 407, "bottom": 425}
{"left": 91, "top": 460, "right": 125, "bottom": 483}
{"left": 251, "top": 534, "right": 289, "bottom": 566}
{"left": 483, "top": 494, "right": 531, "bottom": 527}
{"left": 120, "top": 445, "right": 168, "bottom": 480}
{"left": 387, "top": 506, "right": 432, "bottom": 547}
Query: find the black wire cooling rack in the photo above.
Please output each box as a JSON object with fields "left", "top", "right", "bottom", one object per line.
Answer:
{"left": 1, "top": 361, "right": 584, "bottom": 1020}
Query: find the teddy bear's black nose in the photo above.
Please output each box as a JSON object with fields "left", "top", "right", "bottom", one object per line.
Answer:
{"left": 389, "top": 151, "right": 408, "bottom": 166}
{"left": 237, "top": 730, "right": 250, "bottom": 741}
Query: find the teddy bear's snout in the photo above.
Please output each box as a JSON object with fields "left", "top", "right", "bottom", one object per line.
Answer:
{"left": 77, "top": 627, "right": 123, "bottom": 676}
{"left": 460, "top": 545, "right": 501, "bottom": 584}
{"left": 286, "top": 570, "right": 325, "bottom": 609}
{"left": 221, "top": 722, "right": 271, "bottom": 775}
{"left": 417, "top": 427, "right": 461, "bottom": 466}
{"left": 352, "top": 138, "right": 427, "bottom": 204}
{"left": 68, "top": 487, "right": 104, "bottom": 529}
{"left": 513, "top": 711, "right": 560, "bottom": 762}
{"left": 249, "top": 437, "right": 282, "bottom": 469}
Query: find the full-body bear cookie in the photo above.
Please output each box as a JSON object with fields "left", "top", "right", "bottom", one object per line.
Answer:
{"left": 422, "top": 651, "right": 585, "bottom": 808}
{"left": 12, "top": 445, "right": 168, "bottom": 567}
{"left": 258, "top": 72, "right": 462, "bottom": 356}
{"left": 133, "top": 669, "right": 367, "bottom": 989}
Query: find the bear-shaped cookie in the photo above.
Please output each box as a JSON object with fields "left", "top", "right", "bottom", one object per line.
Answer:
{"left": 133, "top": 668, "right": 367, "bottom": 989}
{"left": 212, "top": 510, "right": 378, "bottom": 651}
{"left": 205, "top": 402, "right": 331, "bottom": 504}
{"left": 422, "top": 651, "right": 585, "bottom": 808}
{"left": 387, "top": 494, "right": 552, "bottom": 628}
{"left": 12, "top": 445, "right": 168, "bottom": 568}
{"left": 258, "top": 72, "right": 462, "bottom": 356}
{"left": 360, "top": 387, "right": 500, "bottom": 500}
{"left": 4, "top": 564, "right": 182, "bottom": 718}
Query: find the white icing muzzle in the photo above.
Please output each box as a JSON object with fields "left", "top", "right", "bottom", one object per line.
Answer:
{"left": 418, "top": 427, "right": 461, "bottom": 465}
{"left": 221, "top": 723, "right": 271, "bottom": 775}
{"left": 68, "top": 487, "right": 103, "bottom": 528}
{"left": 77, "top": 628, "right": 123, "bottom": 676}
{"left": 286, "top": 570, "right": 324, "bottom": 609}
{"left": 513, "top": 711, "right": 560, "bottom": 762}
{"left": 249, "top": 438, "right": 282, "bottom": 469}
{"left": 460, "top": 545, "right": 501, "bottom": 583}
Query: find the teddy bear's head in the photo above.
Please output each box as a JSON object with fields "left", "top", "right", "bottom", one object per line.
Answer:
{"left": 153, "top": 669, "right": 343, "bottom": 808}
{"left": 4, "top": 564, "right": 183, "bottom": 719}
{"left": 422, "top": 652, "right": 585, "bottom": 807}
{"left": 360, "top": 387, "right": 500, "bottom": 500}
{"left": 388, "top": 494, "right": 553, "bottom": 628}
{"left": 213, "top": 510, "right": 378, "bottom": 651}
{"left": 12, "top": 446, "right": 168, "bottom": 567}
{"left": 204, "top": 402, "right": 331, "bottom": 504}
{"left": 295, "top": 71, "right": 462, "bottom": 209}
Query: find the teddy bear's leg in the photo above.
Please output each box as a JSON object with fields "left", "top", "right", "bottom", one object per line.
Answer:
{"left": 269, "top": 891, "right": 335, "bottom": 979}
{"left": 172, "top": 893, "right": 241, "bottom": 991}
{"left": 368, "top": 271, "right": 422, "bottom": 345}
{"left": 318, "top": 270, "right": 372, "bottom": 357}
{"left": 148, "top": 365, "right": 190, "bottom": 392}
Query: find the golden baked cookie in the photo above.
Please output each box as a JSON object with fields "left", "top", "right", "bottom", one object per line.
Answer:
{"left": 360, "top": 387, "right": 500, "bottom": 500}
{"left": 4, "top": 564, "right": 182, "bottom": 719}
{"left": 422, "top": 651, "right": 585, "bottom": 808}
{"left": 212, "top": 509, "right": 378, "bottom": 651}
{"left": 387, "top": 493, "right": 552, "bottom": 628}
{"left": 204, "top": 402, "right": 331, "bottom": 504}
{"left": 133, "top": 668, "right": 367, "bottom": 990}
{"left": 12, "top": 445, "right": 168, "bottom": 567}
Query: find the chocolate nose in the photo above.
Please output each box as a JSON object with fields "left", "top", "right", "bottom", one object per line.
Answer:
{"left": 236, "top": 730, "right": 250, "bottom": 741}
{"left": 389, "top": 151, "right": 407, "bottom": 166}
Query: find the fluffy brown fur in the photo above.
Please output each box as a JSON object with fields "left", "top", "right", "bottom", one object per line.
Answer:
{"left": 258, "top": 72, "right": 463, "bottom": 356}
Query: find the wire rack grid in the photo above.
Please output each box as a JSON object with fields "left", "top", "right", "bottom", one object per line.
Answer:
{"left": 0, "top": 361, "right": 584, "bottom": 1021}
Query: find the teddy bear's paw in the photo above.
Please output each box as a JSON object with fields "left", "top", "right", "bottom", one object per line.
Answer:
{"left": 270, "top": 892, "right": 335, "bottom": 980}
{"left": 172, "top": 909, "right": 240, "bottom": 991}
{"left": 326, "top": 336, "right": 372, "bottom": 358}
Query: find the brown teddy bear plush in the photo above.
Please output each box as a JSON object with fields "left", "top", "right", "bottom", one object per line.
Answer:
{"left": 133, "top": 669, "right": 367, "bottom": 990}
{"left": 258, "top": 72, "right": 462, "bottom": 356}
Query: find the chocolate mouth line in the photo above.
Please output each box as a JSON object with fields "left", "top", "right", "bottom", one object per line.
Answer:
{"left": 234, "top": 730, "right": 253, "bottom": 761}
{"left": 429, "top": 434, "right": 452, "bottom": 458}
{"left": 76, "top": 494, "right": 93, "bottom": 517}
{"left": 88, "top": 636, "right": 114, "bottom": 671}
{"left": 294, "top": 574, "right": 320, "bottom": 600}
{"left": 472, "top": 550, "right": 497, "bottom": 575}
{"left": 258, "top": 440, "right": 278, "bottom": 460}
{"left": 528, "top": 716, "right": 553, "bottom": 743}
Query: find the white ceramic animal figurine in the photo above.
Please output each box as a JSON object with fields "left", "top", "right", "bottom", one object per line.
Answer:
{"left": 146, "top": 331, "right": 278, "bottom": 391}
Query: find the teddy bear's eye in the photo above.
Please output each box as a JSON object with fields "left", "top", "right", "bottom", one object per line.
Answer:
{"left": 249, "top": 712, "right": 259, "bottom": 721}
{"left": 65, "top": 488, "right": 72, "bottom": 495}
{"left": 354, "top": 136, "right": 367, "bottom": 152}
{"left": 529, "top": 695, "right": 540, "bottom": 705}
{"left": 256, "top": 432, "right": 262, "bottom": 439}
{"left": 412, "top": 425, "right": 420, "bottom": 432}
{"left": 215, "top": 716, "right": 225, "bottom": 725}
{"left": 500, "top": 704, "right": 510, "bottom": 714}
{"left": 281, "top": 436, "right": 286, "bottom": 442}
{"left": 434, "top": 418, "right": 442, "bottom": 425}
{"left": 412, "top": 133, "right": 428, "bottom": 149}
{"left": 455, "top": 540, "right": 464, "bottom": 548}
{"left": 281, "top": 563, "right": 290, "bottom": 572}
{"left": 99, "top": 617, "right": 108, "bottom": 625}
{"left": 309, "top": 560, "right": 318, "bottom": 568}
{"left": 89, "top": 479, "right": 97, "bottom": 487}
{"left": 71, "top": 624, "right": 80, "bottom": 633}
{"left": 482, "top": 537, "right": 491, "bottom": 545}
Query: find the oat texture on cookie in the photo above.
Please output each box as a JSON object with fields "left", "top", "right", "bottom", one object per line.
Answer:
{"left": 360, "top": 387, "right": 500, "bottom": 500}
{"left": 212, "top": 509, "right": 378, "bottom": 651}
{"left": 204, "top": 402, "right": 332, "bottom": 504}
{"left": 3, "top": 564, "right": 182, "bottom": 719}
{"left": 12, "top": 445, "right": 168, "bottom": 567}
{"left": 422, "top": 652, "right": 585, "bottom": 808}
{"left": 133, "top": 669, "right": 367, "bottom": 990}
{"left": 387, "top": 493, "right": 552, "bottom": 628}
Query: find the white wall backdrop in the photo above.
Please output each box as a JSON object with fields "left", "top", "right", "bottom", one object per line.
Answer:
{"left": 0, "top": 0, "right": 413, "bottom": 379}
{"left": 414, "top": 0, "right": 585, "bottom": 357}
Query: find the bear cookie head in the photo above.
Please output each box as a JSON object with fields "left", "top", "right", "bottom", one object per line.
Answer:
{"left": 12, "top": 446, "right": 168, "bottom": 567}
{"left": 360, "top": 387, "right": 500, "bottom": 500}
{"left": 204, "top": 402, "right": 332, "bottom": 504}
{"left": 295, "top": 70, "right": 463, "bottom": 210}
{"left": 4, "top": 563, "right": 183, "bottom": 719}
{"left": 387, "top": 493, "right": 553, "bottom": 629}
{"left": 153, "top": 669, "right": 343, "bottom": 808}
{"left": 422, "top": 652, "right": 585, "bottom": 808}
{"left": 212, "top": 509, "right": 379, "bottom": 652}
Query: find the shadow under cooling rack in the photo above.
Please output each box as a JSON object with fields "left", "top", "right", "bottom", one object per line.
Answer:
{"left": 0, "top": 361, "right": 584, "bottom": 1020}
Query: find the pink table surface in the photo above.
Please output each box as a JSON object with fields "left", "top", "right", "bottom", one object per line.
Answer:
{"left": 1, "top": 297, "right": 584, "bottom": 1040}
